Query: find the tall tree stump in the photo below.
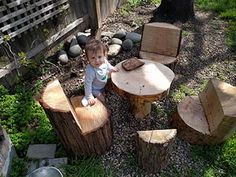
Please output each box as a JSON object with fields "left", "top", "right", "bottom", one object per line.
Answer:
{"left": 172, "top": 79, "right": 236, "bottom": 144}
{"left": 136, "top": 129, "right": 177, "bottom": 172}
{"left": 39, "top": 79, "right": 112, "bottom": 156}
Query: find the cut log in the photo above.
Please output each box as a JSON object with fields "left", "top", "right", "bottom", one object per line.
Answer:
{"left": 39, "top": 79, "right": 112, "bottom": 156}
{"left": 139, "top": 22, "right": 181, "bottom": 69}
{"left": 172, "top": 79, "right": 236, "bottom": 144}
{"left": 136, "top": 129, "right": 177, "bottom": 172}
{"left": 141, "top": 22, "right": 181, "bottom": 57}
{"left": 171, "top": 96, "right": 212, "bottom": 144}
{"left": 199, "top": 79, "right": 236, "bottom": 143}
{"left": 111, "top": 59, "right": 175, "bottom": 118}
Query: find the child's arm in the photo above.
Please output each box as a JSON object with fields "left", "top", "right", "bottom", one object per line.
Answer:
{"left": 84, "top": 65, "right": 96, "bottom": 105}
{"left": 106, "top": 60, "right": 119, "bottom": 72}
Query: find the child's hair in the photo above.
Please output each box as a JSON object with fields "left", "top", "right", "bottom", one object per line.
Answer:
{"left": 85, "top": 39, "right": 108, "bottom": 59}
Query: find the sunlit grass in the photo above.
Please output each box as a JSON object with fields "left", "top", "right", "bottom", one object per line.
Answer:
{"left": 196, "top": 0, "right": 236, "bottom": 51}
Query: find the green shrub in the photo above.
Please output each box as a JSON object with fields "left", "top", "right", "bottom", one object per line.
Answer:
{"left": 0, "top": 84, "right": 57, "bottom": 156}
{"left": 9, "top": 157, "right": 27, "bottom": 177}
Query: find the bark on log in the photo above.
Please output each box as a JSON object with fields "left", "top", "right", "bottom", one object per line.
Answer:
{"left": 136, "top": 129, "right": 177, "bottom": 172}
{"left": 39, "top": 79, "right": 112, "bottom": 156}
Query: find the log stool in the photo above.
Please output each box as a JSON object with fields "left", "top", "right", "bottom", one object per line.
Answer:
{"left": 39, "top": 79, "right": 112, "bottom": 156}
{"left": 172, "top": 79, "right": 236, "bottom": 144}
{"left": 136, "top": 129, "right": 177, "bottom": 172}
{"left": 139, "top": 22, "right": 182, "bottom": 70}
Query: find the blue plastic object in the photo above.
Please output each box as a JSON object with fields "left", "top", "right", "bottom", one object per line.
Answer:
{"left": 26, "top": 166, "right": 63, "bottom": 177}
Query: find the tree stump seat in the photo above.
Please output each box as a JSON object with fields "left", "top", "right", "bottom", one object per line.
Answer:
{"left": 136, "top": 129, "right": 177, "bottom": 172}
{"left": 39, "top": 79, "right": 112, "bottom": 156}
{"left": 139, "top": 22, "right": 182, "bottom": 70}
{"left": 172, "top": 79, "right": 236, "bottom": 144}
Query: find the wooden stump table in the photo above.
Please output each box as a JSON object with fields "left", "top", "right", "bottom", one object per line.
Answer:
{"left": 111, "top": 59, "right": 175, "bottom": 118}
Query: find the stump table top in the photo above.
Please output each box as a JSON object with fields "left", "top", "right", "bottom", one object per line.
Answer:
{"left": 111, "top": 59, "right": 175, "bottom": 97}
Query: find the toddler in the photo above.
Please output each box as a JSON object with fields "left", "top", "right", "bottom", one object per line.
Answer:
{"left": 81, "top": 39, "right": 118, "bottom": 106}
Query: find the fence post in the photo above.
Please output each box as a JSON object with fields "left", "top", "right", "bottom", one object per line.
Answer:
{"left": 87, "top": 0, "right": 102, "bottom": 39}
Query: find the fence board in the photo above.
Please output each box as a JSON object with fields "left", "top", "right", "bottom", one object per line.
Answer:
{"left": 0, "top": 4, "right": 70, "bottom": 43}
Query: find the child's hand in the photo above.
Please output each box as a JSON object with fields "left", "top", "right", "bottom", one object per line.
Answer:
{"left": 88, "top": 98, "right": 96, "bottom": 106}
{"left": 111, "top": 67, "right": 119, "bottom": 72}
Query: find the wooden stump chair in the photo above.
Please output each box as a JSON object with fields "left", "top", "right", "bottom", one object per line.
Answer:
{"left": 139, "top": 22, "right": 182, "bottom": 70}
{"left": 172, "top": 79, "right": 236, "bottom": 144}
{"left": 136, "top": 129, "right": 177, "bottom": 172}
{"left": 39, "top": 79, "right": 112, "bottom": 156}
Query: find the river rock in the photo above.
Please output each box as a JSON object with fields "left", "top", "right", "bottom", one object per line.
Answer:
{"left": 77, "top": 34, "right": 88, "bottom": 48}
{"left": 64, "top": 35, "right": 76, "bottom": 52}
{"left": 113, "top": 29, "right": 127, "bottom": 39}
{"left": 111, "top": 38, "right": 122, "bottom": 45}
{"left": 85, "top": 29, "right": 91, "bottom": 33}
{"left": 58, "top": 50, "right": 69, "bottom": 64}
{"left": 122, "top": 39, "right": 133, "bottom": 51}
{"left": 108, "top": 44, "right": 121, "bottom": 56}
{"left": 101, "top": 31, "right": 114, "bottom": 38}
{"left": 68, "top": 38, "right": 82, "bottom": 58}
{"left": 77, "top": 32, "right": 90, "bottom": 37}
{"left": 126, "top": 32, "right": 142, "bottom": 43}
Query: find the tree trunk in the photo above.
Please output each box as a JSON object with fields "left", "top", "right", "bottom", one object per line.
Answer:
{"left": 151, "top": 0, "right": 195, "bottom": 23}
{"left": 39, "top": 79, "right": 112, "bottom": 156}
{"left": 136, "top": 129, "right": 177, "bottom": 172}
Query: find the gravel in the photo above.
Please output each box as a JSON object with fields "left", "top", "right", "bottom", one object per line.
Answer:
{"left": 43, "top": 4, "right": 235, "bottom": 177}
{"left": 99, "top": 5, "right": 235, "bottom": 177}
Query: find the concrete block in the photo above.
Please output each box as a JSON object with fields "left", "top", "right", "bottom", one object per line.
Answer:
{"left": 26, "top": 144, "right": 57, "bottom": 159}
{"left": 0, "top": 129, "right": 16, "bottom": 177}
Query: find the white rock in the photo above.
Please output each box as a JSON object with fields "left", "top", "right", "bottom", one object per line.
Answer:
{"left": 108, "top": 44, "right": 121, "bottom": 56}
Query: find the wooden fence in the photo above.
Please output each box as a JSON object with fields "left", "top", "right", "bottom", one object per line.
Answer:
{"left": 0, "top": 0, "right": 122, "bottom": 89}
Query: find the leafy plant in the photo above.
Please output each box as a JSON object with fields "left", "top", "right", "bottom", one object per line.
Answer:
{"left": 147, "top": 0, "right": 161, "bottom": 5}
{"left": 0, "top": 84, "right": 57, "bottom": 156}
{"left": 18, "top": 52, "right": 37, "bottom": 69}
{"left": 9, "top": 157, "right": 27, "bottom": 177}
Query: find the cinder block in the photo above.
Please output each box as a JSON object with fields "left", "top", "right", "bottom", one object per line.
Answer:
{"left": 26, "top": 144, "right": 57, "bottom": 159}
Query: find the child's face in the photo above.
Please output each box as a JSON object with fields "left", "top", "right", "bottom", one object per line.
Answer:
{"left": 87, "top": 48, "right": 106, "bottom": 68}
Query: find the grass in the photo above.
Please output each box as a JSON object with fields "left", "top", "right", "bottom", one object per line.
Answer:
{"left": 170, "top": 84, "right": 196, "bottom": 102}
{"left": 191, "top": 134, "right": 236, "bottom": 177}
{"left": 196, "top": 0, "right": 236, "bottom": 51}
{"left": 119, "top": 0, "right": 161, "bottom": 16}
{"left": 63, "top": 157, "right": 113, "bottom": 177}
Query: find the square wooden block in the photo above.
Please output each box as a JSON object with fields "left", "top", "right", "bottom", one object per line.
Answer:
{"left": 141, "top": 22, "right": 181, "bottom": 57}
